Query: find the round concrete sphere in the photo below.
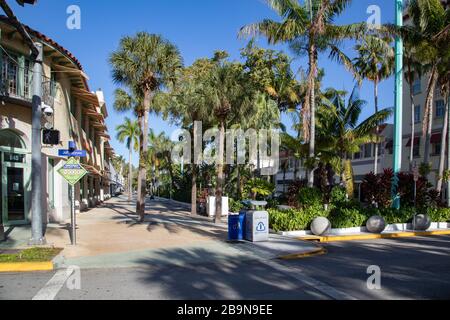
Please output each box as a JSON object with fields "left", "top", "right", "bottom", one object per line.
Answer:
{"left": 413, "top": 214, "right": 432, "bottom": 231}
{"left": 366, "top": 215, "right": 386, "bottom": 234}
{"left": 311, "top": 217, "right": 331, "bottom": 236}
{"left": 277, "top": 205, "right": 293, "bottom": 211}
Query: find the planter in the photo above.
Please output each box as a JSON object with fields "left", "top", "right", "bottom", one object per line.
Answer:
{"left": 207, "top": 196, "right": 229, "bottom": 217}
{"left": 278, "top": 221, "right": 450, "bottom": 237}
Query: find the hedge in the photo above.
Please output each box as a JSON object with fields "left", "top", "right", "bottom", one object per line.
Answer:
{"left": 268, "top": 206, "right": 450, "bottom": 232}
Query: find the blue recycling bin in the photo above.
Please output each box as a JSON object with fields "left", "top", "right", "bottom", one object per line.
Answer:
{"left": 228, "top": 212, "right": 246, "bottom": 241}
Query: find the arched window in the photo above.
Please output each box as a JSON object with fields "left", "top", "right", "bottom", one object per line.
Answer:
{"left": 0, "top": 130, "right": 25, "bottom": 149}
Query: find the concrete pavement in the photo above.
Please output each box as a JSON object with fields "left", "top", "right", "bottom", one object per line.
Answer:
{"left": 1, "top": 195, "right": 322, "bottom": 270}
{"left": 2, "top": 196, "right": 450, "bottom": 300}
{"left": 2, "top": 235, "right": 450, "bottom": 300}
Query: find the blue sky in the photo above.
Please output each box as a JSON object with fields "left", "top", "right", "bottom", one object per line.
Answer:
{"left": 9, "top": 0, "right": 396, "bottom": 165}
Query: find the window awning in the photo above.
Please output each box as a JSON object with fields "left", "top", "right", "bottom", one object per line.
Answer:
{"left": 406, "top": 137, "right": 420, "bottom": 147}
{"left": 430, "top": 133, "right": 442, "bottom": 144}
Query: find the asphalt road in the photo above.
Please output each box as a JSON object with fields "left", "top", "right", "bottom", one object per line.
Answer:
{"left": 1, "top": 235, "right": 450, "bottom": 300}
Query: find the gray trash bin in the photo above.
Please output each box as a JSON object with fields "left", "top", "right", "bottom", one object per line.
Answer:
{"left": 242, "top": 201, "right": 269, "bottom": 242}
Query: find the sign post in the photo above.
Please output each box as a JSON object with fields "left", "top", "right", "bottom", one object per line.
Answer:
{"left": 57, "top": 142, "right": 87, "bottom": 245}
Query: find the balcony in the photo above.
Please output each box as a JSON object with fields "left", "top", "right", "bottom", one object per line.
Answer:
{"left": 0, "top": 54, "right": 56, "bottom": 107}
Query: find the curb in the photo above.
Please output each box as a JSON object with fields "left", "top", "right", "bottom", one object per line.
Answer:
{"left": 299, "top": 229, "right": 450, "bottom": 243}
{"left": 0, "top": 261, "right": 54, "bottom": 273}
{"left": 277, "top": 247, "right": 327, "bottom": 260}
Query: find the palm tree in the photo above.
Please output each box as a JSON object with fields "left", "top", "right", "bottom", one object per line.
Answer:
{"left": 241, "top": 0, "right": 366, "bottom": 187}
{"left": 110, "top": 32, "right": 183, "bottom": 221}
{"left": 353, "top": 35, "right": 394, "bottom": 174}
{"left": 116, "top": 118, "right": 139, "bottom": 201}
{"left": 401, "top": 0, "right": 450, "bottom": 167}
{"left": 158, "top": 60, "right": 215, "bottom": 215}
{"left": 207, "top": 52, "right": 249, "bottom": 223}
{"left": 316, "top": 86, "right": 392, "bottom": 197}
{"left": 148, "top": 130, "right": 176, "bottom": 198}
{"left": 112, "top": 88, "right": 144, "bottom": 203}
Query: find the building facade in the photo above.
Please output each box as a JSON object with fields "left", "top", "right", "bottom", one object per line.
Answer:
{"left": 0, "top": 16, "right": 114, "bottom": 227}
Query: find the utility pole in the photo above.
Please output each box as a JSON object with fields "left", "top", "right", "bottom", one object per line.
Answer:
{"left": 392, "top": 0, "right": 403, "bottom": 210}
{"left": 29, "top": 42, "right": 46, "bottom": 245}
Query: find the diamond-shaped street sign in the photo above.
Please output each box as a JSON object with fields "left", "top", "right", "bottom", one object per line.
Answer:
{"left": 58, "top": 157, "right": 88, "bottom": 186}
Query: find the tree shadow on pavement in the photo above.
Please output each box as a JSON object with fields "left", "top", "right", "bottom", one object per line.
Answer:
{"left": 291, "top": 236, "right": 450, "bottom": 299}
{"left": 135, "top": 247, "right": 325, "bottom": 300}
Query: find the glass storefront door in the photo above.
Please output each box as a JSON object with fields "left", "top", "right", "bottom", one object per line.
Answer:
{"left": 1, "top": 154, "right": 29, "bottom": 226}
{"left": 0, "top": 130, "right": 30, "bottom": 226}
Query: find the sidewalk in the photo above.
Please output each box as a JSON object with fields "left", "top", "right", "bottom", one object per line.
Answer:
{"left": 1, "top": 196, "right": 322, "bottom": 269}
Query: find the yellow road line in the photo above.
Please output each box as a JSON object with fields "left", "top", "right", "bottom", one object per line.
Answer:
{"left": 278, "top": 247, "right": 327, "bottom": 260}
{"left": 0, "top": 261, "right": 54, "bottom": 273}
{"left": 299, "top": 229, "right": 450, "bottom": 243}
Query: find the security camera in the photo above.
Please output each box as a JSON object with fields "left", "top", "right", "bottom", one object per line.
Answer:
{"left": 41, "top": 103, "right": 54, "bottom": 116}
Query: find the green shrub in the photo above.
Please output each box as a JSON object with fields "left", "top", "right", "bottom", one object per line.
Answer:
{"left": 329, "top": 207, "right": 368, "bottom": 229}
{"left": 330, "top": 186, "right": 347, "bottom": 205}
{"left": 427, "top": 207, "right": 450, "bottom": 222}
{"left": 244, "top": 178, "right": 275, "bottom": 200}
{"left": 268, "top": 207, "right": 327, "bottom": 232}
{"left": 266, "top": 197, "right": 280, "bottom": 209}
{"left": 374, "top": 207, "right": 416, "bottom": 224}
{"left": 298, "top": 187, "right": 323, "bottom": 208}
{"left": 229, "top": 198, "right": 244, "bottom": 213}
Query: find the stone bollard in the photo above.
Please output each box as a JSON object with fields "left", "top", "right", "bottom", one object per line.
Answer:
{"left": 413, "top": 214, "right": 431, "bottom": 231}
{"left": 366, "top": 216, "right": 386, "bottom": 234}
{"left": 311, "top": 217, "right": 331, "bottom": 236}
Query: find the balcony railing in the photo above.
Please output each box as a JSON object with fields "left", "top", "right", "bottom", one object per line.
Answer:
{"left": 1, "top": 53, "right": 56, "bottom": 106}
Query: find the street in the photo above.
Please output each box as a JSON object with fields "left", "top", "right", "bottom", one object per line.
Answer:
{"left": 1, "top": 195, "right": 450, "bottom": 300}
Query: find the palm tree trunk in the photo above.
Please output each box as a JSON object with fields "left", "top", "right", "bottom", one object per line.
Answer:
{"left": 294, "top": 159, "right": 298, "bottom": 181}
{"left": 373, "top": 79, "right": 379, "bottom": 174}
{"left": 168, "top": 158, "right": 175, "bottom": 199}
{"left": 408, "top": 64, "right": 416, "bottom": 171}
{"left": 215, "top": 119, "right": 225, "bottom": 224}
{"left": 138, "top": 91, "right": 151, "bottom": 222}
{"left": 136, "top": 113, "right": 143, "bottom": 214}
{"left": 424, "top": 67, "right": 438, "bottom": 166}
{"left": 191, "top": 123, "right": 198, "bottom": 215}
{"left": 437, "top": 96, "right": 449, "bottom": 193}
{"left": 191, "top": 165, "right": 197, "bottom": 215}
{"left": 307, "top": 42, "right": 316, "bottom": 188}
{"left": 128, "top": 148, "right": 132, "bottom": 202}
{"left": 236, "top": 165, "right": 241, "bottom": 200}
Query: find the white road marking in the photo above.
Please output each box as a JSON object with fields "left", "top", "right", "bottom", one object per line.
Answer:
{"left": 260, "top": 259, "right": 357, "bottom": 300}
{"left": 32, "top": 269, "right": 70, "bottom": 300}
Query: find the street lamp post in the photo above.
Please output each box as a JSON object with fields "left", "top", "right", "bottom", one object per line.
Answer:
{"left": 29, "top": 42, "right": 46, "bottom": 245}
{"left": 392, "top": 0, "right": 403, "bottom": 210}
